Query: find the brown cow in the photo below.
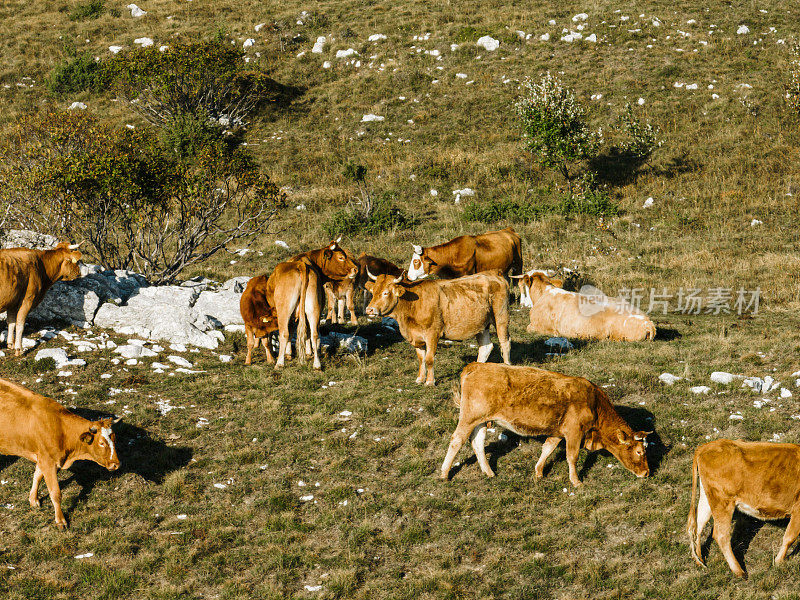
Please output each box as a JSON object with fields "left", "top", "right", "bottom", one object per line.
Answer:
{"left": 0, "top": 378, "right": 121, "bottom": 529}
{"left": 266, "top": 238, "right": 358, "bottom": 369}
{"left": 407, "top": 227, "right": 522, "bottom": 281}
{"left": 516, "top": 273, "right": 656, "bottom": 342}
{"left": 440, "top": 363, "right": 651, "bottom": 484}
{"left": 0, "top": 242, "right": 83, "bottom": 355}
{"left": 354, "top": 253, "right": 403, "bottom": 313}
{"left": 687, "top": 439, "right": 800, "bottom": 578}
{"left": 365, "top": 270, "right": 511, "bottom": 386}
{"left": 239, "top": 275, "right": 279, "bottom": 365}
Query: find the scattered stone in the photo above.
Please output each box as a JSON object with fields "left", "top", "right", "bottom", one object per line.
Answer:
{"left": 168, "top": 355, "right": 193, "bottom": 368}
{"left": 690, "top": 385, "right": 711, "bottom": 395}
{"left": 127, "top": 3, "right": 146, "bottom": 17}
{"left": 68, "top": 102, "right": 87, "bottom": 110}
{"left": 710, "top": 371, "right": 739, "bottom": 384}
{"left": 476, "top": 36, "right": 500, "bottom": 51}
{"left": 35, "top": 348, "right": 69, "bottom": 369}
{"left": 659, "top": 373, "right": 682, "bottom": 385}
{"left": 134, "top": 38, "right": 154, "bottom": 47}
{"left": 312, "top": 36, "right": 326, "bottom": 53}
{"left": 361, "top": 114, "right": 385, "bottom": 122}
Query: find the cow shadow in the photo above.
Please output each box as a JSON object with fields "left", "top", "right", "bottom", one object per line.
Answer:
{"left": 59, "top": 408, "right": 192, "bottom": 512}
{"left": 323, "top": 320, "right": 404, "bottom": 357}
{"left": 655, "top": 326, "right": 681, "bottom": 341}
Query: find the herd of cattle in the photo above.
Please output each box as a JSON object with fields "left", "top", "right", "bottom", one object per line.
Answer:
{"left": 0, "top": 232, "right": 798, "bottom": 578}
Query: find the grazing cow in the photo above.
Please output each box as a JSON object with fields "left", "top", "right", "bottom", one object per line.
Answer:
{"left": 0, "top": 378, "right": 120, "bottom": 529}
{"left": 365, "top": 270, "right": 511, "bottom": 386}
{"left": 517, "top": 273, "right": 656, "bottom": 341}
{"left": 240, "top": 275, "right": 279, "bottom": 365}
{"left": 266, "top": 238, "right": 359, "bottom": 369}
{"left": 407, "top": 227, "right": 523, "bottom": 281}
{"left": 687, "top": 439, "right": 800, "bottom": 578}
{"left": 440, "top": 363, "right": 651, "bottom": 484}
{"left": 0, "top": 242, "right": 83, "bottom": 355}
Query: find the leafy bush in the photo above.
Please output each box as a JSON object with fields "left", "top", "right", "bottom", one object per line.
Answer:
{"left": 618, "top": 104, "right": 662, "bottom": 161}
{"left": 515, "top": 72, "right": 602, "bottom": 186}
{"left": 324, "top": 194, "right": 415, "bottom": 237}
{"left": 101, "top": 40, "right": 283, "bottom": 133}
{"left": 0, "top": 111, "right": 283, "bottom": 283}
{"left": 462, "top": 188, "right": 617, "bottom": 224}
{"left": 47, "top": 53, "right": 101, "bottom": 95}
{"left": 69, "top": 0, "right": 105, "bottom": 21}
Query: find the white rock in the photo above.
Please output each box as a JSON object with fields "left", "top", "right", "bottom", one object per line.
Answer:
{"left": 127, "top": 4, "right": 146, "bottom": 17}
{"left": 169, "top": 343, "right": 187, "bottom": 352}
{"left": 545, "top": 337, "right": 574, "bottom": 352}
{"left": 476, "top": 36, "right": 500, "bottom": 51}
{"left": 336, "top": 48, "right": 358, "bottom": 58}
{"left": 152, "top": 362, "right": 170, "bottom": 370}
{"left": 134, "top": 38, "right": 154, "bottom": 47}
{"left": 168, "top": 355, "right": 193, "bottom": 368}
{"left": 540, "top": 33, "right": 550, "bottom": 41}
{"left": 729, "top": 413, "right": 744, "bottom": 420}
{"left": 275, "top": 240, "right": 290, "bottom": 250}
{"left": 322, "top": 61, "right": 332, "bottom": 69}
{"left": 710, "top": 372, "right": 739, "bottom": 384}
{"left": 643, "top": 197, "right": 654, "bottom": 208}
{"left": 361, "top": 114, "right": 384, "bottom": 122}
{"left": 690, "top": 386, "right": 711, "bottom": 394}
{"left": 737, "top": 25, "right": 750, "bottom": 35}
{"left": 125, "top": 358, "right": 138, "bottom": 366}
{"left": 74, "top": 553, "right": 94, "bottom": 559}
{"left": 368, "top": 34, "right": 387, "bottom": 42}
{"left": 68, "top": 102, "right": 87, "bottom": 110}
{"left": 572, "top": 13, "right": 588, "bottom": 22}
{"left": 429, "top": 189, "right": 438, "bottom": 197}
{"left": 659, "top": 373, "right": 682, "bottom": 385}
{"left": 243, "top": 39, "right": 255, "bottom": 48}
{"left": 781, "top": 388, "right": 793, "bottom": 398}
{"left": 109, "top": 46, "right": 124, "bottom": 54}
{"left": 750, "top": 219, "right": 763, "bottom": 226}
{"left": 585, "top": 34, "right": 597, "bottom": 42}
{"left": 219, "top": 354, "right": 233, "bottom": 363}
{"left": 638, "top": 97, "right": 646, "bottom": 105}
{"left": 255, "top": 23, "right": 266, "bottom": 32}
{"left": 685, "top": 83, "right": 699, "bottom": 90}
{"left": 35, "top": 348, "right": 70, "bottom": 368}
{"left": 194, "top": 290, "right": 244, "bottom": 328}
{"left": 304, "top": 585, "right": 323, "bottom": 592}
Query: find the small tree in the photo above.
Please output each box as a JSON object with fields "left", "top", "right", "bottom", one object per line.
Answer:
{"left": 618, "top": 103, "right": 662, "bottom": 163}
{"left": 101, "top": 40, "right": 281, "bottom": 134}
{"left": 515, "top": 72, "right": 602, "bottom": 190}
{"left": 0, "top": 111, "right": 283, "bottom": 283}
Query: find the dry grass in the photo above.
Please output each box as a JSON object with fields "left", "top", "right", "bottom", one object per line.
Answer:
{"left": 2, "top": 0, "right": 800, "bottom": 598}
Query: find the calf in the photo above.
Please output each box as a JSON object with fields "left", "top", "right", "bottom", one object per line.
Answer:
{"left": 0, "top": 378, "right": 120, "bottom": 529}
{"left": 517, "top": 273, "right": 656, "bottom": 341}
{"left": 688, "top": 439, "right": 800, "bottom": 578}
{"left": 407, "top": 227, "right": 522, "bottom": 281}
{"left": 365, "top": 270, "right": 510, "bottom": 386}
{"left": 240, "top": 274, "right": 279, "bottom": 365}
{"left": 0, "top": 242, "right": 84, "bottom": 355}
{"left": 324, "top": 276, "right": 358, "bottom": 325}
{"left": 440, "top": 363, "right": 651, "bottom": 484}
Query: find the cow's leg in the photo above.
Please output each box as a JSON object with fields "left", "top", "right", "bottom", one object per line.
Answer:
{"left": 262, "top": 336, "right": 275, "bottom": 365}
{"left": 494, "top": 306, "right": 511, "bottom": 365}
{"left": 245, "top": 327, "right": 255, "bottom": 365}
{"left": 337, "top": 297, "right": 346, "bottom": 324}
{"left": 711, "top": 503, "right": 745, "bottom": 577}
{"left": 423, "top": 337, "right": 437, "bottom": 386}
{"left": 692, "top": 480, "right": 712, "bottom": 567}
{"left": 440, "top": 421, "right": 473, "bottom": 480}
{"left": 305, "top": 286, "right": 322, "bottom": 370}
{"left": 535, "top": 437, "right": 562, "bottom": 479}
{"left": 476, "top": 329, "right": 493, "bottom": 363}
{"left": 324, "top": 286, "right": 336, "bottom": 324}
{"left": 346, "top": 289, "right": 358, "bottom": 325}
{"left": 470, "top": 424, "right": 494, "bottom": 478}
{"left": 29, "top": 464, "right": 43, "bottom": 508}
{"left": 40, "top": 462, "right": 67, "bottom": 529}
{"left": 775, "top": 513, "right": 800, "bottom": 564}
{"left": 13, "top": 299, "right": 33, "bottom": 356}
{"left": 565, "top": 434, "right": 583, "bottom": 487}
{"left": 414, "top": 346, "right": 426, "bottom": 384}
{"left": 6, "top": 306, "right": 17, "bottom": 352}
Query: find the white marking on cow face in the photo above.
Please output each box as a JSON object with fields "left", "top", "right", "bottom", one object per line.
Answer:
{"left": 100, "top": 427, "right": 118, "bottom": 467}
{"left": 407, "top": 253, "right": 426, "bottom": 281}
{"left": 519, "top": 284, "right": 532, "bottom": 308}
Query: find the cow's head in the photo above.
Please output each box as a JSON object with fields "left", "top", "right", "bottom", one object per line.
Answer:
{"left": 54, "top": 242, "right": 84, "bottom": 282}
{"left": 364, "top": 270, "right": 406, "bottom": 316}
{"left": 594, "top": 428, "right": 650, "bottom": 478}
{"left": 260, "top": 306, "right": 279, "bottom": 334}
{"left": 407, "top": 244, "right": 433, "bottom": 281}
{"left": 512, "top": 272, "right": 563, "bottom": 307}
{"left": 320, "top": 237, "right": 359, "bottom": 280}
{"left": 78, "top": 417, "right": 122, "bottom": 471}
{"left": 511, "top": 270, "right": 557, "bottom": 307}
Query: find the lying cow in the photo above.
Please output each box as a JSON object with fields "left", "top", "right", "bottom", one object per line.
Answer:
{"left": 407, "top": 227, "right": 522, "bottom": 281}
{"left": 240, "top": 274, "right": 279, "bottom": 365}
{"left": 0, "top": 378, "right": 120, "bottom": 529}
{"left": 365, "top": 270, "right": 510, "bottom": 386}
{"left": 266, "top": 238, "right": 358, "bottom": 369}
{"left": 517, "top": 272, "right": 656, "bottom": 341}
{"left": 440, "top": 363, "right": 651, "bottom": 484}
{"left": 688, "top": 439, "right": 800, "bottom": 578}
{"left": 0, "top": 242, "right": 83, "bottom": 355}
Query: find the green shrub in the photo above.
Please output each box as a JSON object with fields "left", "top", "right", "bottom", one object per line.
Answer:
{"left": 618, "top": 103, "right": 663, "bottom": 161}
{"left": 462, "top": 189, "right": 617, "bottom": 224}
{"left": 323, "top": 194, "right": 416, "bottom": 237}
{"left": 69, "top": 0, "right": 105, "bottom": 21}
{"left": 47, "top": 53, "right": 100, "bottom": 95}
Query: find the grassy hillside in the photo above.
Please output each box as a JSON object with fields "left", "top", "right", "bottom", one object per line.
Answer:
{"left": 2, "top": 1, "right": 800, "bottom": 599}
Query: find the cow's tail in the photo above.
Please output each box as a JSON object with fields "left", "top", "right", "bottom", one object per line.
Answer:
{"left": 296, "top": 261, "right": 309, "bottom": 364}
{"left": 451, "top": 382, "right": 461, "bottom": 408}
{"left": 686, "top": 450, "right": 705, "bottom": 567}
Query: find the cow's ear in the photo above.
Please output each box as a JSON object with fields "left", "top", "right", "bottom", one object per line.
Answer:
{"left": 616, "top": 429, "right": 631, "bottom": 445}
{"left": 549, "top": 278, "right": 564, "bottom": 289}
{"left": 79, "top": 431, "right": 95, "bottom": 444}
{"left": 364, "top": 280, "right": 374, "bottom": 292}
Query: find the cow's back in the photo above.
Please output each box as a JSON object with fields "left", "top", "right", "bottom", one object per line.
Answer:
{"left": 460, "top": 363, "right": 597, "bottom": 435}
{"left": 0, "top": 379, "right": 69, "bottom": 460}
{"left": 473, "top": 227, "right": 521, "bottom": 274}
{"left": 437, "top": 273, "right": 507, "bottom": 339}
{"left": 697, "top": 440, "right": 800, "bottom": 517}
{"left": 0, "top": 250, "right": 42, "bottom": 312}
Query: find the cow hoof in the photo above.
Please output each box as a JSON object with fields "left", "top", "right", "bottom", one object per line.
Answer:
{"left": 484, "top": 471, "right": 495, "bottom": 478}
{"left": 570, "top": 480, "right": 582, "bottom": 488}
{"left": 425, "top": 381, "right": 435, "bottom": 387}
{"left": 29, "top": 497, "right": 40, "bottom": 508}
{"left": 415, "top": 377, "right": 424, "bottom": 384}
{"left": 439, "top": 471, "right": 449, "bottom": 481}
{"left": 55, "top": 521, "right": 67, "bottom": 530}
